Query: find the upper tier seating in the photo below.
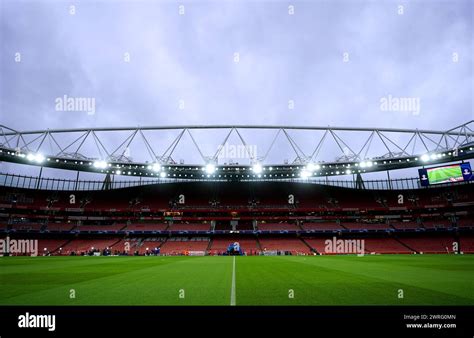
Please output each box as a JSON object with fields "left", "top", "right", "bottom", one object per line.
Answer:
{"left": 124, "top": 223, "right": 168, "bottom": 231}
{"left": 46, "top": 223, "right": 76, "bottom": 232}
{"left": 76, "top": 224, "right": 127, "bottom": 232}
{"left": 257, "top": 222, "right": 299, "bottom": 231}
{"left": 169, "top": 223, "right": 211, "bottom": 231}
{"left": 302, "top": 222, "right": 344, "bottom": 231}
{"left": 341, "top": 222, "right": 391, "bottom": 231}
{"left": 389, "top": 221, "right": 419, "bottom": 230}
{"left": 1, "top": 181, "right": 472, "bottom": 213}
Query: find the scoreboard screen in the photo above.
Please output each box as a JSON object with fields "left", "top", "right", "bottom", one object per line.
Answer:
{"left": 419, "top": 163, "right": 472, "bottom": 186}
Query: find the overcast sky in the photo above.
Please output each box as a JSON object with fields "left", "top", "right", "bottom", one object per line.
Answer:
{"left": 0, "top": 0, "right": 473, "bottom": 174}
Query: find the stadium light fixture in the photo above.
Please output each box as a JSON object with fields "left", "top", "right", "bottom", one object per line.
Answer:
{"left": 152, "top": 163, "right": 161, "bottom": 172}
{"left": 93, "top": 160, "right": 108, "bottom": 169}
{"left": 36, "top": 153, "right": 45, "bottom": 163}
{"left": 252, "top": 163, "right": 263, "bottom": 174}
{"left": 300, "top": 170, "right": 311, "bottom": 179}
{"left": 27, "top": 153, "right": 45, "bottom": 164}
{"left": 160, "top": 171, "right": 166, "bottom": 178}
{"left": 421, "top": 154, "right": 430, "bottom": 162}
{"left": 205, "top": 163, "right": 216, "bottom": 174}
{"left": 306, "top": 163, "right": 321, "bottom": 174}
{"left": 359, "top": 161, "right": 373, "bottom": 168}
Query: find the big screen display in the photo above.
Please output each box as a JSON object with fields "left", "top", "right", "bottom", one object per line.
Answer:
{"left": 419, "top": 163, "right": 473, "bottom": 186}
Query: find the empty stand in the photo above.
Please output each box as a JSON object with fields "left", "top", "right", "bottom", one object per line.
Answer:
{"left": 169, "top": 223, "right": 211, "bottom": 231}
{"left": 210, "top": 238, "right": 259, "bottom": 254}
{"left": 77, "top": 224, "right": 126, "bottom": 232}
{"left": 363, "top": 238, "right": 413, "bottom": 254}
{"left": 46, "top": 223, "right": 76, "bottom": 232}
{"left": 341, "top": 222, "right": 391, "bottom": 231}
{"left": 259, "top": 238, "right": 310, "bottom": 254}
{"left": 258, "top": 222, "right": 299, "bottom": 231}
{"left": 302, "top": 222, "right": 343, "bottom": 231}
{"left": 304, "top": 238, "right": 367, "bottom": 254}
{"left": 159, "top": 238, "right": 209, "bottom": 255}
{"left": 421, "top": 219, "right": 452, "bottom": 229}
{"left": 389, "top": 221, "right": 419, "bottom": 230}
{"left": 460, "top": 235, "right": 474, "bottom": 253}
{"left": 135, "top": 238, "right": 166, "bottom": 254}
{"left": 125, "top": 223, "right": 168, "bottom": 231}
{"left": 0, "top": 180, "right": 472, "bottom": 256}
{"left": 399, "top": 236, "right": 456, "bottom": 253}
{"left": 38, "top": 239, "right": 70, "bottom": 254}
{"left": 61, "top": 238, "right": 121, "bottom": 255}
{"left": 457, "top": 218, "right": 473, "bottom": 228}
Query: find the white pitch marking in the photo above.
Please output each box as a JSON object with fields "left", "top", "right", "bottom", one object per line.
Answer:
{"left": 230, "top": 256, "right": 236, "bottom": 306}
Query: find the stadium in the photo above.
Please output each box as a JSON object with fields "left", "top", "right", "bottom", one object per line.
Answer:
{"left": 0, "top": 122, "right": 473, "bottom": 306}
{"left": 1, "top": 0, "right": 473, "bottom": 335}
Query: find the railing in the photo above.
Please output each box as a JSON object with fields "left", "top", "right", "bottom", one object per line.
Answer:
{"left": 0, "top": 172, "right": 471, "bottom": 191}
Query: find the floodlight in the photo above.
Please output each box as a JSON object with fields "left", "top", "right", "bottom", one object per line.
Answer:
{"left": 27, "top": 153, "right": 45, "bottom": 163}
{"left": 300, "top": 170, "right": 311, "bottom": 178}
{"left": 93, "top": 160, "right": 108, "bottom": 169}
{"left": 152, "top": 163, "right": 161, "bottom": 172}
{"left": 205, "top": 163, "right": 216, "bottom": 174}
{"left": 252, "top": 163, "right": 263, "bottom": 174}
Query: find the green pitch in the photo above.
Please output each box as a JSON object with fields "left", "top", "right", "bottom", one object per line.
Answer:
{"left": 0, "top": 255, "right": 473, "bottom": 305}
{"left": 428, "top": 166, "right": 462, "bottom": 184}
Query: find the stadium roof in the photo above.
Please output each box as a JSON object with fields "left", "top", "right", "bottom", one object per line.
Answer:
{"left": 0, "top": 121, "right": 473, "bottom": 181}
